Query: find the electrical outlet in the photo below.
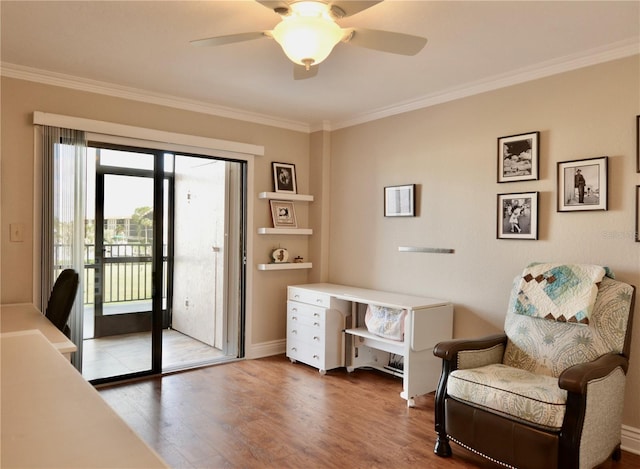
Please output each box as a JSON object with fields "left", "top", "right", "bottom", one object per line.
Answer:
{"left": 9, "top": 223, "right": 24, "bottom": 242}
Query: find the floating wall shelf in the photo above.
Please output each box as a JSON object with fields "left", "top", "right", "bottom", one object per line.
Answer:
{"left": 257, "top": 262, "right": 313, "bottom": 271}
{"left": 258, "top": 192, "right": 314, "bottom": 202}
{"left": 257, "top": 227, "right": 313, "bottom": 235}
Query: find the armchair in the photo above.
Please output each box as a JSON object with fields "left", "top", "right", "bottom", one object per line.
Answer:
{"left": 433, "top": 264, "right": 636, "bottom": 469}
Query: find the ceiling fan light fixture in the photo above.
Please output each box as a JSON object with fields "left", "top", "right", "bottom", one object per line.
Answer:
{"left": 271, "top": 1, "right": 344, "bottom": 69}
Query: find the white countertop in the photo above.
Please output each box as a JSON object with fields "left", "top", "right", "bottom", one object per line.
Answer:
{"left": 1, "top": 303, "right": 77, "bottom": 355}
{"left": 1, "top": 329, "right": 168, "bottom": 468}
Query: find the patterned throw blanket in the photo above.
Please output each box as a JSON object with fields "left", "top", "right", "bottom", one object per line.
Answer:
{"left": 514, "top": 263, "right": 612, "bottom": 325}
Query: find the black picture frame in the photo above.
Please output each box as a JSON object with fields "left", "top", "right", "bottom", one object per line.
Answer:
{"left": 272, "top": 162, "right": 297, "bottom": 194}
{"left": 636, "top": 115, "right": 639, "bottom": 173}
{"left": 557, "top": 156, "right": 608, "bottom": 212}
{"left": 384, "top": 184, "right": 415, "bottom": 217}
{"left": 635, "top": 186, "right": 639, "bottom": 242}
{"left": 497, "top": 131, "right": 539, "bottom": 183}
{"left": 497, "top": 191, "right": 538, "bottom": 240}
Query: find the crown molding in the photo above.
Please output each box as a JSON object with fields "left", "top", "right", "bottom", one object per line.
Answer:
{"left": 0, "top": 62, "right": 311, "bottom": 133}
{"left": 329, "top": 38, "right": 640, "bottom": 131}
{"left": 3, "top": 37, "right": 638, "bottom": 133}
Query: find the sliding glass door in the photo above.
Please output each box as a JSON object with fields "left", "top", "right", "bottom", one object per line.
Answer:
{"left": 78, "top": 143, "right": 245, "bottom": 383}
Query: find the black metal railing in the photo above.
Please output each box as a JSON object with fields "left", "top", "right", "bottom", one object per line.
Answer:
{"left": 54, "top": 243, "right": 165, "bottom": 305}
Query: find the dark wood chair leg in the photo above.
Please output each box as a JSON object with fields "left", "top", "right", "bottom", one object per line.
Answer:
{"left": 433, "top": 361, "right": 453, "bottom": 458}
{"left": 434, "top": 435, "right": 452, "bottom": 457}
{"left": 612, "top": 445, "right": 622, "bottom": 461}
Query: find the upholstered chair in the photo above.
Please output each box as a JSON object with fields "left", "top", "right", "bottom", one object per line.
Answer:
{"left": 433, "top": 264, "right": 636, "bottom": 469}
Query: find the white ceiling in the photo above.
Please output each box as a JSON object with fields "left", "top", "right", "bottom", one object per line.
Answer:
{"left": 2, "top": 1, "right": 639, "bottom": 132}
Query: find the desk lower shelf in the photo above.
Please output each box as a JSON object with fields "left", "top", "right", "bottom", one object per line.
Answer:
{"left": 344, "top": 327, "right": 405, "bottom": 355}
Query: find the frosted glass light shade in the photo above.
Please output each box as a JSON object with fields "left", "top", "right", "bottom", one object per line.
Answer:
{"left": 271, "top": 1, "right": 344, "bottom": 68}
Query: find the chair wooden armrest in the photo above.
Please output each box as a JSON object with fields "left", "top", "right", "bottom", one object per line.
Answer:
{"left": 433, "top": 333, "right": 507, "bottom": 361}
{"left": 558, "top": 353, "right": 629, "bottom": 395}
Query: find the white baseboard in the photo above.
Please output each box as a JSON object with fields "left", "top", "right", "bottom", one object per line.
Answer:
{"left": 245, "top": 339, "right": 286, "bottom": 360}
{"left": 622, "top": 425, "right": 640, "bottom": 455}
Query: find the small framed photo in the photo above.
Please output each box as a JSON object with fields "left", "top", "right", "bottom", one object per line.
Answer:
{"left": 270, "top": 200, "right": 297, "bottom": 228}
{"left": 635, "top": 186, "right": 639, "bottom": 242}
{"left": 272, "top": 162, "right": 297, "bottom": 194}
{"left": 497, "top": 131, "right": 539, "bottom": 182}
{"left": 384, "top": 184, "right": 415, "bottom": 217}
{"left": 497, "top": 191, "right": 538, "bottom": 240}
{"left": 636, "top": 115, "right": 639, "bottom": 173}
{"left": 557, "top": 156, "right": 608, "bottom": 212}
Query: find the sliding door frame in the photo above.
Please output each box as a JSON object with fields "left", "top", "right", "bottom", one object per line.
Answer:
{"left": 32, "top": 112, "right": 261, "bottom": 371}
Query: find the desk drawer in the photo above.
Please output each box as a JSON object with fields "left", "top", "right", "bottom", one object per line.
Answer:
{"left": 287, "top": 321, "right": 326, "bottom": 345}
{"left": 287, "top": 339, "right": 325, "bottom": 367}
{"left": 287, "top": 301, "right": 326, "bottom": 325}
{"left": 288, "top": 287, "right": 331, "bottom": 308}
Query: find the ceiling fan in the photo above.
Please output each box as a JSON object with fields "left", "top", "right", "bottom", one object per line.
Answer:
{"left": 191, "top": 0, "right": 427, "bottom": 80}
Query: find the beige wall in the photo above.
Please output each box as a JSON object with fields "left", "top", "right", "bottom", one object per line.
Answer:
{"left": 2, "top": 56, "right": 639, "bottom": 429}
{"left": 0, "top": 77, "right": 313, "bottom": 351}
{"left": 328, "top": 56, "right": 640, "bottom": 428}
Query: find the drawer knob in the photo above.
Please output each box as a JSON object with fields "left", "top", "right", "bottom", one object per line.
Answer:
{"left": 292, "top": 307, "right": 298, "bottom": 312}
{"left": 313, "top": 336, "right": 320, "bottom": 341}
{"left": 316, "top": 299, "right": 322, "bottom": 303}
{"left": 313, "top": 322, "right": 320, "bottom": 327}
{"left": 292, "top": 316, "right": 297, "bottom": 321}
{"left": 313, "top": 313, "right": 320, "bottom": 317}
{"left": 291, "top": 347, "right": 297, "bottom": 352}
{"left": 313, "top": 354, "right": 319, "bottom": 359}
{"left": 294, "top": 294, "right": 300, "bottom": 299}
{"left": 291, "top": 330, "right": 297, "bottom": 334}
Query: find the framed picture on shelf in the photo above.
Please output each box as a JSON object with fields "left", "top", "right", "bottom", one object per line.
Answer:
{"left": 272, "top": 162, "right": 297, "bottom": 194}
{"left": 270, "top": 200, "right": 297, "bottom": 228}
{"left": 636, "top": 186, "right": 640, "bottom": 242}
{"left": 557, "top": 156, "right": 608, "bottom": 212}
{"left": 636, "top": 115, "right": 639, "bottom": 173}
{"left": 497, "top": 131, "right": 539, "bottom": 182}
{"left": 497, "top": 191, "right": 538, "bottom": 240}
{"left": 384, "top": 184, "right": 415, "bottom": 217}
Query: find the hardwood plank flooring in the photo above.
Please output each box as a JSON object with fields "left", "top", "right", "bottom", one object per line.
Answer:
{"left": 99, "top": 355, "right": 640, "bottom": 469}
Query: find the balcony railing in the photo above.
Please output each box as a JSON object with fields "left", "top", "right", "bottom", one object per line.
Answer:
{"left": 55, "top": 243, "right": 165, "bottom": 305}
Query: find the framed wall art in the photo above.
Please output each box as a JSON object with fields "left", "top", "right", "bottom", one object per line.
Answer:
{"left": 272, "top": 162, "right": 297, "bottom": 194}
{"left": 270, "top": 200, "right": 297, "bottom": 228}
{"left": 497, "top": 191, "right": 538, "bottom": 240}
{"left": 636, "top": 115, "right": 639, "bottom": 173}
{"left": 497, "top": 131, "right": 539, "bottom": 182}
{"left": 636, "top": 186, "right": 639, "bottom": 242}
{"left": 384, "top": 184, "right": 415, "bottom": 217}
{"left": 557, "top": 156, "right": 608, "bottom": 212}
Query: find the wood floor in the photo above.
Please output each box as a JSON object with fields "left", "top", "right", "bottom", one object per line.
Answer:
{"left": 99, "top": 354, "right": 640, "bottom": 469}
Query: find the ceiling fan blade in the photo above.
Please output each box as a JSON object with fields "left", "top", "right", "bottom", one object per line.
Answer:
{"left": 330, "top": 1, "right": 382, "bottom": 18}
{"left": 346, "top": 28, "right": 427, "bottom": 56}
{"left": 190, "top": 32, "right": 268, "bottom": 47}
{"left": 293, "top": 64, "right": 319, "bottom": 80}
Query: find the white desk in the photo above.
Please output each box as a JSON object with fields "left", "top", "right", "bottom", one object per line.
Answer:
{"left": 0, "top": 303, "right": 77, "bottom": 358}
{"left": 289, "top": 283, "right": 453, "bottom": 407}
{"left": 1, "top": 330, "right": 168, "bottom": 468}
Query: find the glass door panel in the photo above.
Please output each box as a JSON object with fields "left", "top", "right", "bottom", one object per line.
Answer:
{"left": 82, "top": 147, "right": 159, "bottom": 382}
{"left": 80, "top": 144, "right": 245, "bottom": 382}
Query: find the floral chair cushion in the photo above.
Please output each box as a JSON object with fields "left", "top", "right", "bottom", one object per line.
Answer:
{"left": 447, "top": 363, "right": 567, "bottom": 429}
